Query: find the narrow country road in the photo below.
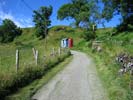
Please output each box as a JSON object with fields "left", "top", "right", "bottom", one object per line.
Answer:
{"left": 32, "top": 51, "right": 109, "bottom": 100}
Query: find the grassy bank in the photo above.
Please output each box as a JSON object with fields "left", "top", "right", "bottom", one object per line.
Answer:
{"left": 0, "top": 52, "right": 71, "bottom": 100}
{"left": 74, "top": 31, "right": 133, "bottom": 100}
{"left": 0, "top": 26, "right": 82, "bottom": 73}
{"left": 5, "top": 55, "right": 72, "bottom": 100}
{"left": 0, "top": 26, "right": 80, "bottom": 99}
{"left": 92, "top": 51, "right": 132, "bottom": 100}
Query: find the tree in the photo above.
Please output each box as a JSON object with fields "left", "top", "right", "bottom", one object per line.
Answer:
{"left": 102, "top": 0, "right": 133, "bottom": 20}
{"left": 33, "top": 6, "right": 53, "bottom": 38}
{"left": 0, "top": 19, "right": 22, "bottom": 43}
{"left": 102, "top": 0, "right": 133, "bottom": 32}
{"left": 58, "top": 0, "right": 102, "bottom": 29}
{"left": 58, "top": 0, "right": 103, "bottom": 41}
{"left": 57, "top": 0, "right": 91, "bottom": 27}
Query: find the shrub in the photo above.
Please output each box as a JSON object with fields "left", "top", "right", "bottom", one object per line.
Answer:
{"left": 128, "top": 24, "right": 133, "bottom": 31}
{"left": 116, "top": 15, "right": 133, "bottom": 33}
{"left": 0, "top": 19, "right": 22, "bottom": 43}
{"left": 82, "top": 30, "right": 96, "bottom": 41}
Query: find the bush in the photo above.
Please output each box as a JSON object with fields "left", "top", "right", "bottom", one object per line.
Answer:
{"left": 128, "top": 24, "right": 133, "bottom": 31}
{"left": 113, "top": 24, "right": 133, "bottom": 35}
{"left": 0, "top": 19, "right": 22, "bottom": 43}
{"left": 116, "top": 23, "right": 128, "bottom": 33}
{"left": 82, "top": 30, "right": 96, "bottom": 41}
{"left": 116, "top": 15, "right": 133, "bottom": 33}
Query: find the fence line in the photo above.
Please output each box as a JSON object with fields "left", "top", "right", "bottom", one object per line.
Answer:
{"left": 0, "top": 47, "right": 69, "bottom": 72}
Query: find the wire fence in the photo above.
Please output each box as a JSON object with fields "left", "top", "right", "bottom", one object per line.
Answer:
{"left": 0, "top": 47, "right": 69, "bottom": 73}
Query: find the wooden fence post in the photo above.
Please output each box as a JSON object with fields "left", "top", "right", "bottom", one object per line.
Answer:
{"left": 16, "top": 49, "right": 19, "bottom": 72}
{"left": 58, "top": 47, "right": 61, "bottom": 56}
{"left": 36, "top": 50, "right": 38, "bottom": 65}
{"left": 32, "top": 48, "right": 36, "bottom": 59}
{"left": 0, "top": 57, "right": 1, "bottom": 66}
{"left": 32, "top": 48, "right": 38, "bottom": 65}
{"left": 53, "top": 48, "right": 55, "bottom": 56}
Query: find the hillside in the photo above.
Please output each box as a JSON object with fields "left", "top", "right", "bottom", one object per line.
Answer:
{"left": 0, "top": 26, "right": 132, "bottom": 100}
{"left": 0, "top": 25, "right": 83, "bottom": 99}
{"left": 0, "top": 26, "right": 83, "bottom": 73}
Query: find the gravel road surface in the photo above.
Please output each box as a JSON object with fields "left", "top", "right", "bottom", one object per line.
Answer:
{"left": 32, "top": 51, "right": 109, "bottom": 100}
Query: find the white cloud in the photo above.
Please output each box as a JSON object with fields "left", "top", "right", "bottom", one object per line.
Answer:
{"left": 0, "top": 9, "right": 33, "bottom": 28}
{"left": 18, "top": 17, "right": 34, "bottom": 28}
{"left": 0, "top": 10, "right": 23, "bottom": 27}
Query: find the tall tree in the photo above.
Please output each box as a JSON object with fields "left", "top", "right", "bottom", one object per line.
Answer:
{"left": 33, "top": 6, "right": 53, "bottom": 38}
{"left": 102, "top": 0, "right": 133, "bottom": 31}
{"left": 0, "top": 19, "right": 22, "bottom": 43}
{"left": 57, "top": 0, "right": 91, "bottom": 27}
{"left": 102, "top": 0, "right": 133, "bottom": 20}
{"left": 58, "top": 0, "right": 102, "bottom": 28}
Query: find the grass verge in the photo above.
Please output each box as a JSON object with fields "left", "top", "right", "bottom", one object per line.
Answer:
{"left": 73, "top": 31, "right": 132, "bottom": 100}
{"left": 5, "top": 55, "right": 72, "bottom": 100}
{"left": 91, "top": 52, "right": 132, "bottom": 100}
{"left": 0, "top": 52, "right": 71, "bottom": 100}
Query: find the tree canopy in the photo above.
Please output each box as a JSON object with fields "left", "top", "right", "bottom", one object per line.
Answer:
{"left": 102, "top": 0, "right": 133, "bottom": 32}
{"left": 102, "top": 0, "right": 133, "bottom": 20}
{"left": 57, "top": 0, "right": 91, "bottom": 27}
{"left": 33, "top": 6, "right": 53, "bottom": 38}
{"left": 0, "top": 19, "right": 22, "bottom": 43}
{"left": 58, "top": 0, "right": 103, "bottom": 29}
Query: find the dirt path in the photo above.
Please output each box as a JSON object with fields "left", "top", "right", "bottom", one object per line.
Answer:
{"left": 32, "top": 51, "right": 109, "bottom": 100}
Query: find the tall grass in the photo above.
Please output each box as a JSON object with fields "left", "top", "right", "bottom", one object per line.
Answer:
{"left": 0, "top": 51, "right": 71, "bottom": 99}
{"left": 74, "top": 30, "right": 133, "bottom": 100}
{"left": 92, "top": 50, "right": 132, "bottom": 100}
{"left": 5, "top": 55, "right": 72, "bottom": 100}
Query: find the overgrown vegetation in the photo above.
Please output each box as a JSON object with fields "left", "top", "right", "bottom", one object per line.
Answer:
{"left": 82, "top": 30, "right": 96, "bottom": 41}
{"left": 0, "top": 52, "right": 70, "bottom": 99}
{"left": 116, "top": 15, "right": 133, "bottom": 33}
{"left": 0, "top": 26, "right": 82, "bottom": 99}
{"left": 5, "top": 55, "right": 72, "bottom": 100}
{"left": 74, "top": 29, "right": 133, "bottom": 100}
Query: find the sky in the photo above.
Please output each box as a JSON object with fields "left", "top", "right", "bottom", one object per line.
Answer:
{"left": 0, "top": 0, "right": 122, "bottom": 28}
